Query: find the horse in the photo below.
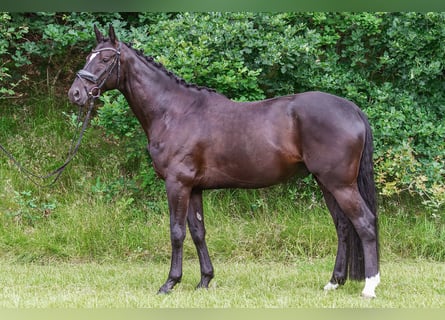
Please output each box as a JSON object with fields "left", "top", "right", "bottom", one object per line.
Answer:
{"left": 68, "top": 25, "right": 380, "bottom": 298}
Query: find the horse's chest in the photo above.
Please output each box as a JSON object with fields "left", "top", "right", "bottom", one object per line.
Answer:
{"left": 148, "top": 141, "right": 169, "bottom": 179}
{"left": 148, "top": 140, "right": 198, "bottom": 182}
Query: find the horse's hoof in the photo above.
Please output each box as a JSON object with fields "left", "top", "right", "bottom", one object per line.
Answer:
{"left": 157, "top": 290, "right": 171, "bottom": 295}
{"left": 361, "top": 273, "right": 380, "bottom": 299}
{"left": 361, "top": 291, "right": 376, "bottom": 299}
{"left": 157, "top": 286, "right": 172, "bottom": 295}
{"left": 323, "top": 282, "right": 339, "bottom": 291}
{"left": 196, "top": 275, "right": 213, "bottom": 290}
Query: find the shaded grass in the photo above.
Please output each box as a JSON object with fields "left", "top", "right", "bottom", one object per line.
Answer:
{"left": 0, "top": 258, "right": 443, "bottom": 307}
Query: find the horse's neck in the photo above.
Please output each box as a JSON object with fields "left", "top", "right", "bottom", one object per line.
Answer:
{"left": 118, "top": 52, "right": 179, "bottom": 135}
{"left": 121, "top": 59, "right": 167, "bottom": 109}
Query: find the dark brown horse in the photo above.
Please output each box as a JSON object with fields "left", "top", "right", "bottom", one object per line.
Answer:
{"left": 68, "top": 25, "right": 380, "bottom": 298}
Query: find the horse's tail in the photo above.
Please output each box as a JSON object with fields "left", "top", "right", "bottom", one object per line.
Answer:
{"left": 347, "top": 110, "right": 379, "bottom": 280}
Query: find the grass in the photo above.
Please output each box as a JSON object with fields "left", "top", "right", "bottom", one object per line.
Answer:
{"left": 0, "top": 180, "right": 443, "bottom": 265}
{"left": 1, "top": 93, "right": 445, "bottom": 308}
{"left": 0, "top": 258, "right": 443, "bottom": 307}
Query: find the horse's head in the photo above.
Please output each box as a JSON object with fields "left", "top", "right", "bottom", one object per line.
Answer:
{"left": 68, "top": 25, "right": 121, "bottom": 106}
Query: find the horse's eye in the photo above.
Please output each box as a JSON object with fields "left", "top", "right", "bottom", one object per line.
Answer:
{"left": 103, "top": 57, "right": 110, "bottom": 63}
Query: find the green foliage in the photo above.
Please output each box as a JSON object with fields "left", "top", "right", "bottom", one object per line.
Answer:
{"left": 0, "top": 13, "right": 29, "bottom": 98}
{"left": 1, "top": 12, "right": 444, "bottom": 210}
{"left": 6, "top": 190, "right": 56, "bottom": 226}
{"left": 137, "top": 12, "right": 267, "bottom": 101}
{"left": 0, "top": 12, "right": 137, "bottom": 97}
{"left": 97, "top": 91, "right": 165, "bottom": 197}
{"left": 97, "top": 92, "right": 141, "bottom": 140}
{"left": 96, "top": 12, "right": 444, "bottom": 209}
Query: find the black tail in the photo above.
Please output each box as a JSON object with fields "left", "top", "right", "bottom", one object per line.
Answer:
{"left": 347, "top": 110, "right": 379, "bottom": 280}
{"left": 357, "top": 111, "right": 377, "bottom": 217}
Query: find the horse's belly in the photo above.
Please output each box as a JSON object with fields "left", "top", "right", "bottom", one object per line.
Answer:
{"left": 199, "top": 158, "right": 307, "bottom": 189}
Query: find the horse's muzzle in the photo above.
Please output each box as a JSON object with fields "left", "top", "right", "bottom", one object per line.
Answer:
{"left": 68, "top": 85, "right": 88, "bottom": 106}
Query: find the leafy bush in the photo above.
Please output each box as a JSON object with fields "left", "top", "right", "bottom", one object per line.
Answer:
{"left": 0, "top": 13, "right": 30, "bottom": 98}
{"left": 103, "top": 12, "right": 444, "bottom": 209}
{"left": 1, "top": 12, "right": 444, "bottom": 210}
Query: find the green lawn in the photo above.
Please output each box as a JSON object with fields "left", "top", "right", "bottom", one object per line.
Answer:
{"left": 0, "top": 258, "right": 443, "bottom": 308}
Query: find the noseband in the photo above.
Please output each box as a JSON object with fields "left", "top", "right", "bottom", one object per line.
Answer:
{"left": 76, "top": 42, "right": 121, "bottom": 98}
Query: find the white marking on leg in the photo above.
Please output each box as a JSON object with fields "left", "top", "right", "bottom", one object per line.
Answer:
{"left": 196, "top": 211, "right": 202, "bottom": 222}
{"left": 324, "top": 282, "right": 339, "bottom": 291}
{"left": 362, "top": 273, "right": 380, "bottom": 298}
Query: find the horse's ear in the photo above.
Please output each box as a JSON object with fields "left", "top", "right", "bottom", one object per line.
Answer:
{"left": 108, "top": 24, "right": 118, "bottom": 44}
{"left": 94, "top": 25, "right": 104, "bottom": 43}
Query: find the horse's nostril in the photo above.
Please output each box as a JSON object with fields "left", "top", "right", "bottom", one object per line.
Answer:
{"left": 69, "top": 87, "right": 83, "bottom": 104}
{"left": 70, "top": 88, "right": 79, "bottom": 99}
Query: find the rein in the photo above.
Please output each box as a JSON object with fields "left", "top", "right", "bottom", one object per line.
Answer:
{"left": 0, "top": 98, "right": 95, "bottom": 187}
{"left": 0, "top": 42, "right": 122, "bottom": 187}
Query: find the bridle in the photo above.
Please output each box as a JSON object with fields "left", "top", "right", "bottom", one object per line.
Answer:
{"left": 76, "top": 41, "right": 122, "bottom": 99}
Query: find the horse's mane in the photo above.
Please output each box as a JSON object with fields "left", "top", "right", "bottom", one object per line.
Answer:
{"left": 123, "top": 42, "right": 217, "bottom": 94}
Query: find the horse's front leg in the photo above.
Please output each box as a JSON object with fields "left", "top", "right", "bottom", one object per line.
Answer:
{"left": 158, "top": 180, "right": 191, "bottom": 294}
{"left": 187, "top": 189, "right": 214, "bottom": 289}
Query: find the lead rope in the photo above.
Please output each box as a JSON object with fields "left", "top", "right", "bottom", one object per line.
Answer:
{"left": 0, "top": 98, "right": 96, "bottom": 187}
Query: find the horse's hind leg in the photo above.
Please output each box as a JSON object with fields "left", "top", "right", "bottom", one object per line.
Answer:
{"left": 318, "top": 182, "right": 350, "bottom": 291}
{"left": 328, "top": 184, "right": 380, "bottom": 298}
{"left": 187, "top": 189, "right": 214, "bottom": 289}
